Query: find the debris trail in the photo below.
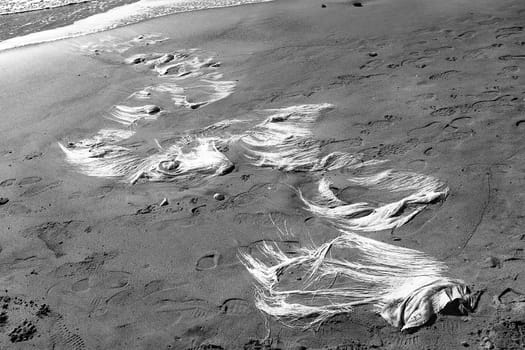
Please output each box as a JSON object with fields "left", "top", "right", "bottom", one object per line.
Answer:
{"left": 239, "top": 104, "right": 374, "bottom": 172}
{"left": 60, "top": 42, "right": 236, "bottom": 185}
{"left": 239, "top": 229, "right": 475, "bottom": 330}
{"left": 237, "top": 104, "right": 472, "bottom": 331}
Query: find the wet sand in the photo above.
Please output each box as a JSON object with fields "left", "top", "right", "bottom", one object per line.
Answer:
{"left": 0, "top": 0, "right": 524, "bottom": 349}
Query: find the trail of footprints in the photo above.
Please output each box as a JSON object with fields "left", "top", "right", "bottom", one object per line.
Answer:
{"left": 44, "top": 249, "right": 256, "bottom": 339}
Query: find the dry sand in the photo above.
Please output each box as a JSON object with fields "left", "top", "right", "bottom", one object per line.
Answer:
{"left": 0, "top": 0, "right": 524, "bottom": 349}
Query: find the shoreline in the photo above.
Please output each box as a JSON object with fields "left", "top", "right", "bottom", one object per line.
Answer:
{"left": 0, "top": 0, "right": 524, "bottom": 348}
{"left": 0, "top": 0, "right": 273, "bottom": 52}
{"left": 0, "top": 0, "right": 139, "bottom": 42}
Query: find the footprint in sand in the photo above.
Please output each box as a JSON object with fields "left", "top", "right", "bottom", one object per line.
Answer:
{"left": 50, "top": 317, "right": 87, "bottom": 350}
{"left": 423, "top": 147, "right": 435, "bottom": 156}
{"left": 407, "top": 159, "right": 427, "bottom": 171}
{"left": 515, "top": 120, "right": 525, "bottom": 129}
{"left": 430, "top": 95, "right": 518, "bottom": 118}
{"left": 143, "top": 280, "right": 166, "bottom": 297}
{"left": 24, "top": 152, "right": 43, "bottom": 160}
{"left": 477, "top": 17, "right": 501, "bottom": 26}
{"left": 220, "top": 298, "right": 252, "bottom": 316}
{"left": 428, "top": 70, "right": 460, "bottom": 81}
{"left": 142, "top": 288, "right": 216, "bottom": 321}
{"left": 94, "top": 271, "right": 130, "bottom": 290}
{"left": 195, "top": 251, "right": 220, "bottom": 271}
{"left": 500, "top": 65, "right": 520, "bottom": 76}
{"left": 359, "top": 58, "right": 383, "bottom": 70}
{"left": 498, "top": 54, "right": 525, "bottom": 61}
{"left": 17, "top": 176, "right": 42, "bottom": 186}
{"left": 244, "top": 239, "right": 301, "bottom": 256}
{"left": 423, "top": 46, "right": 453, "bottom": 56}
{"left": 462, "top": 44, "right": 504, "bottom": 60}
{"left": 0, "top": 178, "right": 15, "bottom": 187}
{"left": 71, "top": 278, "right": 90, "bottom": 292}
{"left": 400, "top": 56, "right": 433, "bottom": 68}
{"left": 52, "top": 251, "right": 118, "bottom": 278}
{"left": 495, "top": 26, "right": 523, "bottom": 39}
{"left": 407, "top": 121, "right": 443, "bottom": 140}
{"left": 105, "top": 288, "right": 136, "bottom": 308}
{"left": 455, "top": 30, "right": 477, "bottom": 40}
{"left": 391, "top": 333, "right": 423, "bottom": 350}
{"left": 356, "top": 114, "right": 402, "bottom": 135}
{"left": 447, "top": 116, "right": 473, "bottom": 128}
{"left": 414, "top": 92, "right": 436, "bottom": 101}
{"left": 22, "top": 221, "right": 83, "bottom": 258}
{"left": 48, "top": 269, "right": 131, "bottom": 320}
{"left": 21, "top": 181, "right": 62, "bottom": 198}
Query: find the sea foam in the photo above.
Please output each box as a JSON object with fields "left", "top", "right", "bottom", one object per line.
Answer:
{"left": 0, "top": 0, "right": 274, "bottom": 52}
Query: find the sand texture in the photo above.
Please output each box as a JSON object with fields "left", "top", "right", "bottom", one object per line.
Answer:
{"left": 0, "top": 0, "right": 524, "bottom": 349}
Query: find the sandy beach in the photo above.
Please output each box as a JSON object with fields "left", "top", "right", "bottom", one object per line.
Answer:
{"left": 0, "top": 0, "right": 524, "bottom": 349}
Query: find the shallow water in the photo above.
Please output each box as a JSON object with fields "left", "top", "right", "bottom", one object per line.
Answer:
{"left": 0, "top": 0, "right": 93, "bottom": 15}
{"left": 0, "top": 0, "right": 273, "bottom": 51}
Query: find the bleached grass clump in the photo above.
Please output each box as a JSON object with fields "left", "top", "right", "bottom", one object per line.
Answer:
{"left": 61, "top": 132, "right": 233, "bottom": 184}
{"left": 299, "top": 170, "right": 449, "bottom": 232}
{"left": 58, "top": 129, "right": 137, "bottom": 178}
{"left": 60, "top": 45, "right": 237, "bottom": 186}
{"left": 128, "top": 137, "right": 233, "bottom": 184}
{"left": 239, "top": 168, "right": 469, "bottom": 330}
{"left": 240, "top": 104, "right": 372, "bottom": 172}
{"left": 239, "top": 229, "right": 474, "bottom": 330}
{"left": 154, "top": 55, "right": 216, "bottom": 77}
{"left": 109, "top": 105, "right": 162, "bottom": 126}
{"left": 169, "top": 79, "right": 236, "bottom": 110}
{"left": 125, "top": 50, "right": 236, "bottom": 111}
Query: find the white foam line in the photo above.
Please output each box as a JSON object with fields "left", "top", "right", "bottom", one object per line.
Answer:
{"left": 239, "top": 229, "right": 474, "bottom": 330}
{"left": 299, "top": 171, "right": 448, "bottom": 232}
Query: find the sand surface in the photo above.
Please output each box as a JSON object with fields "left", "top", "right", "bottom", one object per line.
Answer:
{"left": 0, "top": 0, "right": 524, "bottom": 349}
